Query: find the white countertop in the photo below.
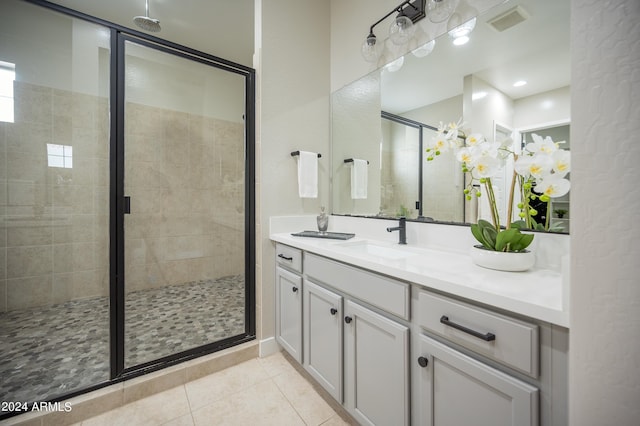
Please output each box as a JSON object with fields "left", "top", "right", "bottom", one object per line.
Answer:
{"left": 271, "top": 231, "right": 569, "bottom": 328}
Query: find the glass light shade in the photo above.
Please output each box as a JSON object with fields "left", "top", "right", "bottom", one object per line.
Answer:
{"left": 389, "top": 15, "right": 415, "bottom": 45}
{"left": 448, "top": 17, "right": 477, "bottom": 39}
{"left": 428, "top": 0, "right": 458, "bottom": 23}
{"left": 412, "top": 39, "right": 436, "bottom": 58}
{"left": 361, "top": 35, "right": 381, "bottom": 62}
{"left": 452, "top": 35, "right": 469, "bottom": 45}
{"left": 384, "top": 56, "right": 404, "bottom": 73}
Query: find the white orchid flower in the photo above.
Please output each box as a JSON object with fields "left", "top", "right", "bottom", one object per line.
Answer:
{"left": 465, "top": 133, "right": 484, "bottom": 147}
{"left": 471, "top": 155, "right": 501, "bottom": 178}
{"left": 456, "top": 147, "right": 474, "bottom": 165}
{"left": 535, "top": 174, "right": 571, "bottom": 198}
{"left": 552, "top": 149, "right": 571, "bottom": 176}
{"left": 428, "top": 132, "right": 451, "bottom": 153}
{"left": 526, "top": 134, "right": 558, "bottom": 155}
{"left": 514, "top": 154, "right": 553, "bottom": 179}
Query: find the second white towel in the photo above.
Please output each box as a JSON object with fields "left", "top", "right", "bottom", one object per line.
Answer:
{"left": 350, "top": 159, "right": 368, "bottom": 199}
{"left": 297, "top": 151, "right": 318, "bottom": 198}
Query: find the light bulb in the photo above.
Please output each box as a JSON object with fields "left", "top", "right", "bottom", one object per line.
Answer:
{"left": 452, "top": 35, "right": 469, "bottom": 45}
{"left": 412, "top": 39, "right": 436, "bottom": 58}
{"left": 389, "top": 15, "right": 415, "bottom": 45}
{"left": 361, "top": 34, "right": 380, "bottom": 63}
{"left": 428, "top": 0, "right": 459, "bottom": 23}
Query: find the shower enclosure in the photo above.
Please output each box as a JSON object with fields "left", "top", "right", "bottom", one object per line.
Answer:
{"left": 0, "top": 0, "right": 255, "bottom": 416}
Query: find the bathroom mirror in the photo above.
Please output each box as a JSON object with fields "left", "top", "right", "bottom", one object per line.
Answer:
{"left": 331, "top": 0, "right": 570, "bottom": 233}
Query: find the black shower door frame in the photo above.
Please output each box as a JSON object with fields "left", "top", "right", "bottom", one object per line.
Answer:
{"left": 111, "top": 33, "right": 257, "bottom": 379}
{"left": 23, "top": 0, "right": 256, "bottom": 390}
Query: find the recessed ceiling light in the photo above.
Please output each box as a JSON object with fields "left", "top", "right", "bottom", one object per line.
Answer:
{"left": 453, "top": 36, "right": 469, "bottom": 46}
{"left": 513, "top": 80, "right": 527, "bottom": 87}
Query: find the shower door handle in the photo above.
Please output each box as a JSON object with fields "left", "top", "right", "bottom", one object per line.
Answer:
{"left": 124, "top": 196, "right": 131, "bottom": 214}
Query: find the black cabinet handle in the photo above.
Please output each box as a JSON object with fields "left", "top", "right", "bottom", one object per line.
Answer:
{"left": 440, "top": 315, "right": 496, "bottom": 342}
{"left": 278, "top": 254, "right": 293, "bottom": 261}
{"left": 344, "top": 316, "right": 352, "bottom": 324}
{"left": 417, "top": 356, "right": 429, "bottom": 368}
{"left": 330, "top": 308, "right": 338, "bottom": 315}
{"left": 292, "top": 287, "right": 298, "bottom": 293}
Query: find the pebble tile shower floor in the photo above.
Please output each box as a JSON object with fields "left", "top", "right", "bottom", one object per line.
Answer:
{"left": 0, "top": 275, "right": 245, "bottom": 403}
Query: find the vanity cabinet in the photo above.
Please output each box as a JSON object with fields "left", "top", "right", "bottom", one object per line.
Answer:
{"left": 344, "top": 299, "right": 409, "bottom": 426}
{"left": 303, "top": 280, "right": 343, "bottom": 401}
{"left": 416, "top": 335, "right": 538, "bottom": 426}
{"left": 275, "top": 244, "right": 303, "bottom": 362}
{"left": 304, "top": 253, "right": 410, "bottom": 426}
{"left": 414, "top": 289, "right": 543, "bottom": 426}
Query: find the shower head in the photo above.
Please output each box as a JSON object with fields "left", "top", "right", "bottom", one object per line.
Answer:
{"left": 133, "top": 0, "right": 161, "bottom": 32}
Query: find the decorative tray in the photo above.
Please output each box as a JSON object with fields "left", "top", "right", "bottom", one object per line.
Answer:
{"left": 291, "top": 231, "right": 355, "bottom": 240}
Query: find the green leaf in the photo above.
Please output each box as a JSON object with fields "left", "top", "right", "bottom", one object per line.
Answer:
{"left": 495, "top": 228, "right": 518, "bottom": 251}
{"left": 482, "top": 226, "right": 498, "bottom": 250}
{"left": 510, "top": 220, "right": 527, "bottom": 230}
{"left": 471, "top": 224, "right": 491, "bottom": 248}
{"left": 513, "top": 233, "right": 534, "bottom": 251}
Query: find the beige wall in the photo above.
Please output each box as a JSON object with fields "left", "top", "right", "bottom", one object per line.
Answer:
{"left": 256, "top": 0, "right": 331, "bottom": 342}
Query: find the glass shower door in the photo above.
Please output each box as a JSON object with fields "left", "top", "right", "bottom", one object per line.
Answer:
{"left": 122, "top": 39, "right": 247, "bottom": 368}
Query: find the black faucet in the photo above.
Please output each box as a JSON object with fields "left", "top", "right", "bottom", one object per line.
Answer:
{"left": 387, "top": 217, "right": 407, "bottom": 245}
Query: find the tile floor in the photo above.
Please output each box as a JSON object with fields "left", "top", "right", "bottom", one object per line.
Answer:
{"left": 0, "top": 275, "right": 245, "bottom": 403}
{"left": 77, "top": 351, "right": 355, "bottom": 426}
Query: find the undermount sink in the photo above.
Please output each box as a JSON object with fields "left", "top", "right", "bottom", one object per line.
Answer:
{"left": 338, "top": 241, "right": 414, "bottom": 260}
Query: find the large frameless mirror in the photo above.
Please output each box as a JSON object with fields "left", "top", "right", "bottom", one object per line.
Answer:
{"left": 331, "top": 0, "right": 570, "bottom": 233}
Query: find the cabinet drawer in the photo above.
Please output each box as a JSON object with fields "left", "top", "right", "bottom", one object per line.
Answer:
{"left": 305, "top": 253, "right": 409, "bottom": 320}
{"left": 418, "top": 291, "right": 539, "bottom": 377}
{"left": 275, "top": 243, "right": 302, "bottom": 273}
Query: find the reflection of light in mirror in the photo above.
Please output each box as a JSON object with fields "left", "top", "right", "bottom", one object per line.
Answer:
{"left": 411, "top": 39, "right": 436, "bottom": 58}
{"left": 384, "top": 56, "right": 404, "bottom": 72}
{"left": 513, "top": 80, "right": 527, "bottom": 87}
{"left": 448, "top": 17, "right": 477, "bottom": 39}
{"left": 541, "top": 100, "right": 554, "bottom": 109}
{"left": 472, "top": 91, "right": 488, "bottom": 100}
{"left": 452, "top": 36, "right": 469, "bottom": 46}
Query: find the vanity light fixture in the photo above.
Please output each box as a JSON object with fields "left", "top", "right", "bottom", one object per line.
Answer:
{"left": 427, "top": 0, "right": 458, "bottom": 23}
{"left": 361, "top": 0, "right": 426, "bottom": 62}
{"left": 411, "top": 39, "right": 436, "bottom": 58}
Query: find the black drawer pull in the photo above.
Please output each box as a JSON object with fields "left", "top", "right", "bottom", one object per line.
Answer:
{"left": 278, "top": 254, "right": 293, "bottom": 261}
{"left": 344, "top": 316, "right": 353, "bottom": 324}
{"left": 417, "top": 356, "right": 429, "bottom": 368}
{"left": 330, "top": 308, "right": 338, "bottom": 315}
{"left": 292, "top": 287, "right": 298, "bottom": 293}
{"left": 440, "top": 315, "right": 496, "bottom": 342}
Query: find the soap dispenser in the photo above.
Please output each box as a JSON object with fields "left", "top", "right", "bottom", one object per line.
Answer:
{"left": 317, "top": 206, "right": 328, "bottom": 234}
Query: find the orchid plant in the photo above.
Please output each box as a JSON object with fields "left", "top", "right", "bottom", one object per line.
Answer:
{"left": 426, "top": 119, "right": 571, "bottom": 252}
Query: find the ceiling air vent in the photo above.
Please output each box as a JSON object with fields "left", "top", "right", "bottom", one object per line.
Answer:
{"left": 487, "top": 5, "right": 529, "bottom": 32}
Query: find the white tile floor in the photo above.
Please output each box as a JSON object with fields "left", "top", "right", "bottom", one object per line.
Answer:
{"left": 78, "top": 352, "right": 355, "bottom": 426}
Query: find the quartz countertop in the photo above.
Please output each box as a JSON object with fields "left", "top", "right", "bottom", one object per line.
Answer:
{"left": 271, "top": 231, "right": 569, "bottom": 328}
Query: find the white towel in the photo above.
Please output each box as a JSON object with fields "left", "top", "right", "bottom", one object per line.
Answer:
{"left": 297, "top": 151, "right": 318, "bottom": 198}
{"left": 350, "top": 159, "right": 368, "bottom": 199}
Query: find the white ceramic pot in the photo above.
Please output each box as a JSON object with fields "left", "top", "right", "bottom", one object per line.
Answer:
{"left": 470, "top": 245, "right": 535, "bottom": 272}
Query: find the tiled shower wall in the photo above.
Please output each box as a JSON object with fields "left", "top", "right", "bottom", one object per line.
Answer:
{"left": 0, "top": 81, "right": 110, "bottom": 313}
{"left": 124, "top": 102, "right": 245, "bottom": 294}
{"left": 0, "top": 81, "right": 245, "bottom": 312}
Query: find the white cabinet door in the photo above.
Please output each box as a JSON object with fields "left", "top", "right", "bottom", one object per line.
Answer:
{"left": 344, "top": 300, "right": 409, "bottom": 426}
{"left": 304, "top": 280, "right": 343, "bottom": 402}
{"left": 417, "top": 334, "right": 539, "bottom": 426}
{"left": 275, "top": 266, "right": 302, "bottom": 362}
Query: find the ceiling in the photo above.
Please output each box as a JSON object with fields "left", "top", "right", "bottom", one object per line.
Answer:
{"left": 44, "top": 0, "right": 255, "bottom": 67}
{"left": 381, "top": 0, "right": 570, "bottom": 113}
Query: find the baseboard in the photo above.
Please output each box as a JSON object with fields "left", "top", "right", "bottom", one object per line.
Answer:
{"left": 259, "top": 336, "right": 280, "bottom": 357}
